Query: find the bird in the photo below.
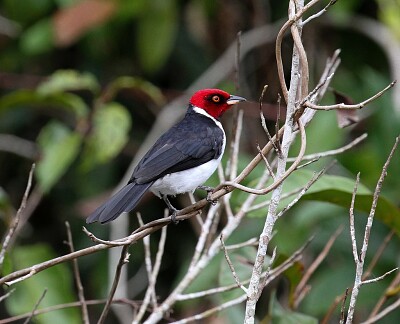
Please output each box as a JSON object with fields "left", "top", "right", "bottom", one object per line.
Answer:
{"left": 86, "top": 89, "right": 246, "bottom": 224}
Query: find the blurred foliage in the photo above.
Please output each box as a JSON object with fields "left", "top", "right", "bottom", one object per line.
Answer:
{"left": 0, "top": 0, "right": 399, "bottom": 323}
{"left": 5, "top": 244, "right": 80, "bottom": 324}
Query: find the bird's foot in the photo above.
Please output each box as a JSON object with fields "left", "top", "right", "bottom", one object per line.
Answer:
{"left": 170, "top": 209, "right": 179, "bottom": 224}
{"left": 162, "top": 194, "right": 180, "bottom": 224}
{"left": 197, "top": 185, "right": 218, "bottom": 205}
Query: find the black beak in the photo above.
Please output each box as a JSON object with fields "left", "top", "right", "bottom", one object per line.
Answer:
{"left": 227, "top": 95, "right": 246, "bottom": 105}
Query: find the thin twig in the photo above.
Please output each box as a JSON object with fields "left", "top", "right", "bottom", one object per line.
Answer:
{"left": 82, "top": 226, "right": 127, "bottom": 246}
{"left": 275, "top": 0, "right": 321, "bottom": 103}
{"left": 137, "top": 213, "right": 155, "bottom": 306}
{"left": 305, "top": 80, "right": 396, "bottom": 110}
{"left": 290, "top": 0, "right": 309, "bottom": 102}
{"left": 133, "top": 214, "right": 168, "bottom": 324}
{"left": 361, "top": 297, "right": 400, "bottom": 324}
{"left": 65, "top": 222, "right": 89, "bottom": 324}
{"left": 367, "top": 233, "right": 398, "bottom": 317}
{"left": 0, "top": 164, "right": 35, "bottom": 270}
{"left": 23, "top": 288, "right": 48, "bottom": 324}
{"left": 247, "top": 187, "right": 303, "bottom": 212}
{"left": 0, "top": 134, "right": 38, "bottom": 159}
{"left": 226, "top": 31, "right": 243, "bottom": 181}
{"left": 345, "top": 136, "right": 399, "bottom": 324}
{"left": 256, "top": 144, "right": 276, "bottom": 180}
{"left": 220, "top": 234, "right": 247, "bottom": 293}
{"left": 293, "top": 225, "right": 343, "bottom": 308}
{"left": 0, "top": 289, "right": 15, "bottom": 304}
{"left": 259, "top": 85, "right": 281, "bottom": 157}
{"left": 276, "top": 167, "right": 327, "bottom": 219}
{"left": 171, "top": 294, "right": 247, "bottom": 324}
{"left": 258, "top": 247, "right": 277, "bottom": 297}
{"left": 362, "top": 268, "right": 398, "bottom": 285}
{"left": 275, "top": 94, "right": 282, "bottom": 153}
{"left": 349, "top": 173, "right": 361, "bottom": 263}
{"left": 0, "top": 298, "right": 139, "bottom": 324}
{"left": 287, "top": 133, "right": 368, "bottom": 162}
{"left": 302, "top": 0, "right": 338, "bottom": 25}
{"left": 340, "top": 288, "right": 350, "bottom": 324}
{"left": 322, "top": 231, "right": 396, "bottom": 324}
{"left": 218, "top": 119, "right": 306, "bottom": 195}
{"left": 225, "top": 238, "right": 259, "bottom": 250}
{"left": 98, "top": 245, "right": 131, "bottom": 324}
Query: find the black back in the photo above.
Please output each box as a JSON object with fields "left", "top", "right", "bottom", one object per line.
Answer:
{"left": 129, "top": 105, "right": 224, "bottom": 184}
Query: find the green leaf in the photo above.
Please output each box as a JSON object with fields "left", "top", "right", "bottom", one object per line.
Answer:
{"left": 36, "top": 121, "right": 82, "bottom": 192}
{"left": 80, "top": 102, "right": 131, "bottom": 170}
{"left": 5, "top": 244, "right": 80, "bottom": 324}
{"left": 377, "top": 0, "right": 400, "bottom": 39}
{"left": 103, "top": 76, "right": 165, "bottom": 105}
{"left": 20, "top": 18, "right": 54, "bottom": 55}
{"left": 37, "top": 70, "right": 100, "bottom": 95}
{"left": 266, "top": 294, "right": 318, "bottom": 324}
{"left": 117, "top": 0, "right": 147, "bottom": 20}
{"left": 3, "top": 0, "right": 53, "bottom": 24}
{"left": 243, "top": 169, "right": 400, "bottom": 235}
{"left": 0, "top": 89, "right": 89, "bottom": 119}
{"left": 136, "top": 0, "right": 178, "bottom": 73}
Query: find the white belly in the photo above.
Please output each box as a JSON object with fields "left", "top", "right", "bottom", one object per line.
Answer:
{"left": 150, "top": 158, "right": 221, "bottom": 197}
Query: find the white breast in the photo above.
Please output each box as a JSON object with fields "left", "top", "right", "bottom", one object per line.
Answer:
{"left": 150, "top": 107, "right": 225, "bottom": 197}
{"left": 150, "top": 157, "right": 222, "bottom": 197}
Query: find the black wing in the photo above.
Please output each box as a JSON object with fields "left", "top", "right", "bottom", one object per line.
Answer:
{"left": 130, "top": 109, "right": 224, "bottom": 184}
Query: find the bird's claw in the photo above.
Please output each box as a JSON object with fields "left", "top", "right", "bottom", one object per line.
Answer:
{"left": 197, "top": 185, "right": 218, "bottom": 205}
{"left": 170, "top": 210, "right": 179, "bottom": 224}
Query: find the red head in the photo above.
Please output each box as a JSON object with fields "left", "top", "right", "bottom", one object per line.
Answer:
{"left": 189, "top": 89, "right": 246, "bottom": 119}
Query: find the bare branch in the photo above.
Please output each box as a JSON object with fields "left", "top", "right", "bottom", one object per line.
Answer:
{"left": 220, "top": 234, "right": 248, "bottom": 293}
{"left": 361, "top": 297, "right": 400, "bottom": 324}
{"left": 82, "top": 227, "right": 129, "bottom": 246}
{"left": 322, "top": 231, "right": 396, "bottom": 324}
{"left": 65, "top": 222, "right": 89, "bottom": 324}
{"left": 98, "top": 245, "right": 131, "bottom": 324}
{"left": 275, "top": 0, "right": 322, "bottom": 103}
{"left": 340, "top": 288, "right": 350, "bottom": 324}
{"left": 362, "top": 268, "right": 398, "bottom": 285}
{"left": 225, "top": 238, "right": 259, "bottom": 250}
{"left": 0, "top": 299, "right": 139, "bottom": 324}
{"left": 259, "top": 85, "right": 281, "bottom": 157}
{"left": 287, "top": 133, "right": 368, "bottom": 162}
{"left": 0, "top": 164, "right": 35, "bottom": 270}
{"left": 302, "top": 0, "right": 337, "bottom": 25}
{"left": 256, "top": 144, "right": 276, "bottom": 180}
{"left": 349, "top": 173, "right": 361, "bottom": 264}
{"left": 226, "top": 31, "right": 244, "bottom": 181}
{"left": 277, "top": 167, "right": 327, "bottom": 219}
{"left": 177, "top": 236, "right": 311, "bottom": 302}
{"left": 245, "top": 2, "right": 307, "bottom": 313}
{"left": 0, "top": 289, "right": 15, "bottom": 304}
{"left": 258, "top": 247, "right": 277, "bottom": 296}
{"left": 0, "top": 134, "right": 38, "bottom": 159}
{"left": 219, "top": 119, "right": 306, "bottom": 195}
{"left": 304, "top": 80, "right": 396, "bottom": 110}
{"left": 133, "top": 214, "right": 168, "bottom": 324}
{"left": 171, "top": 294, "right": 247, "bottom": 324}
{"left": 367, "top": 235, "right": 399, "bottom": 318}
{"left": 345, "top": 136, "right": 399, "bottom": 324}
{"left": 293, "top": 225, "right": 343, "bottom": 308}
{"left": 23, "top": 288, "right": 47, "bottom": 324}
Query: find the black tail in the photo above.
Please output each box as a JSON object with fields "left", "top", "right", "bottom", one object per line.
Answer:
{"left": 86, "top": 182, "right": 153, "bottom": 224}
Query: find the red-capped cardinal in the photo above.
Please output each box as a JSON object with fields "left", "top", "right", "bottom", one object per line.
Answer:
{"left": 87, "top": 89, "right": 246, "bottom": 224}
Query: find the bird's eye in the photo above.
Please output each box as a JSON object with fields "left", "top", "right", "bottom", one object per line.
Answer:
{"left": 212, "top": 95, "right": 221, "bottom": 103}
